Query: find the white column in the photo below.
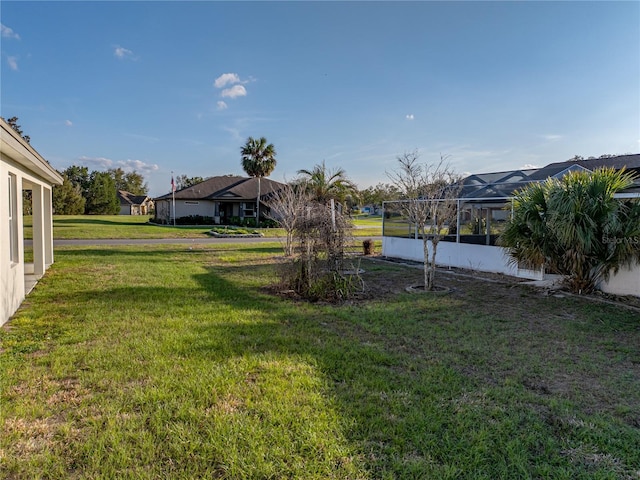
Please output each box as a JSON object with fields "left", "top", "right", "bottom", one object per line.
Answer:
{"left": 43, "top": 186, "right": 54, "bottom": 267}
{"left": 31, "top": 184, "right": 45, "bottom": 276}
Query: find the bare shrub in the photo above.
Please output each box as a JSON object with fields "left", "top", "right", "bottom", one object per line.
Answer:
{"left": 266, "top": 184, "right": 310, "bottom": 256}
{"left": 272, "top": 196, "right": 361, "bottom": 301}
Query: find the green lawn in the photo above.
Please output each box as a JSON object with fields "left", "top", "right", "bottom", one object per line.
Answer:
{"left": 52, "top": 215, "right": 225, "bottom": 239}
{"left": 1, "top": 243, "right": 638, "bottom": 478}
{"left": 21, "top": 215, "right": 381, "bottom": 240}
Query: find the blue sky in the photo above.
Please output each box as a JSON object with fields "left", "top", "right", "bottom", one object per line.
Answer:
{"left": 2, "top": 1, "right": 638, "bottom": 197}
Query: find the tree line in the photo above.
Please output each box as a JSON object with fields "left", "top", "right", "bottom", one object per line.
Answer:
{"left": 53, "top": 166, "right": 148, "bottom": 215}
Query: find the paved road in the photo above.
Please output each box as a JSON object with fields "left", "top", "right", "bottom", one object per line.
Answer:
{"left": 52, "top": 236, "right": 382, "bottom": 247}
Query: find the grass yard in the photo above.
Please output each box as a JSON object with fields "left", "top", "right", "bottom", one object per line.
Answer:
{"left": 1, "top": 244, "right": 639, "bottom": 479}
{"left": 52, "top": 215, "right": 225, "bottom": 240}
{"left": 22, "top": 215, "right": 381, "bottom": 240}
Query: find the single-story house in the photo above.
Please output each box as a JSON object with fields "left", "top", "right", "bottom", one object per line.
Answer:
{"left": 154, "top": 175, "right": 286, "bottom": 224}
{"left": 382, "top": 154, "right": 640, "bottom": 297}
{"left": 117, "top": 190, "right": 154, "bottom": 215}
{"left": 1, "top": 117, "right": 63, "bottom": 325}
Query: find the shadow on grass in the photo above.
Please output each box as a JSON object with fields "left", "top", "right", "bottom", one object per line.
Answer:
{"left": 187, "top": 265, "right": 639, "bottom": 477}
{"left": 7, "top": 250, "right": 640, "bottom": 478}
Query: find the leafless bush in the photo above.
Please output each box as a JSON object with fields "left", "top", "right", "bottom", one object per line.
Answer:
{"left": 270, "top": 193, "right": 361, "bottom": 301}
{"left": 266, "top": 184, "right": 310, "bottom": 256}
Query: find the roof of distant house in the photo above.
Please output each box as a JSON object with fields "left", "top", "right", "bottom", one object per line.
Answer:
{"left": 461, "top": 153, "right": 640, "bottom": 200}
{"left": 117, "top": 190, "right": 151, "bottom": 206}
{"left": 154, "top": 175, "right": 285, "bottom": 201}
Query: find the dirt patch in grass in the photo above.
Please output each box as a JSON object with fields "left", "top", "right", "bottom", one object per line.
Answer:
{"left": 358, "top": 255, "right": 640, "bottom": 310}
{"left": 266, "top": 253, "right": 640, "bottom": 313}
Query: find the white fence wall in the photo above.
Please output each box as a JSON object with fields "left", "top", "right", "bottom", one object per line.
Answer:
{"left": 382, "top": 237, "right": 639, "bottom": 296}
{"left": 599, "top": 263, "right": 640, "bottom": 297}
{"left": 382, "top": 237, "right": 543, "bottom": 280}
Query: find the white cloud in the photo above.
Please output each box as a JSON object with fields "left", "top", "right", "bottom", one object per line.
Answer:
{"left": 120, "top": 159, "right": 159, "bottom": 174}
{"left": 65, "top": 120, "right": 73, "bottom": 127}
{"left": 79, "top": 155, "right": 113, "bottom": 169}
{"left": 78, "top": 156, "right": 159, "bottom": 174}
{"left": 214, "top": 73, "right": 241, "bottom": 89}
{"left": 1, "top": 24, "right": 20, "bottom": 40}
{"left": 406, "top": 114, "right": 414, "bottom": 120}
{"left": 541, "top": 134, "right": 562, "bottom": 141}
{"left": 214, "top": 73, "right": 251, "bottom": 106}
{"left": 7, "top": 56, "right": 18, "bottom": 71}
{"left": 221, "top": 85, "right": 247, "bottom": 99}
{"left": 114, "top": 46, "right": 136, "bottom": 60}
{"left": 521, "top": 163, "right": 540, "bottom": 170}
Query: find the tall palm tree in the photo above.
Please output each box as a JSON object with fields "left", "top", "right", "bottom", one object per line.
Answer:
{"left": 296, "top": 160, "right": 357, "bottom": 206}
{"left": 240, "top": 136, "right": 277, "bottom": 226}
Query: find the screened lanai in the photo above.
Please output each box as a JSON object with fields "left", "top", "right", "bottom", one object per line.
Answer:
{"left": 381, "top": 155, "right": 640, "bottom": 288}
{"left": 382, "top": 167, "right": 543, "bottom": 246}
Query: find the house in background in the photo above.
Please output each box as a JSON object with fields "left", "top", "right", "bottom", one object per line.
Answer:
{"left": 154, "top": 175, "right": 285, "bottom": 224}
{"left": 117, "top": 190, "right": 154, "bottom": 215}
{"left": 1, "top": 117, "right": 63, "bottom": 325}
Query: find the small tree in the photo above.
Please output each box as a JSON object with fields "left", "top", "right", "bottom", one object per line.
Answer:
{"left": 53, "top": 175, "right": 86, "bottom": 214}
{"left": 63, "top": 165, "right": 91, "bottom": 201}
{"left": 359, "top": 183, "right": 400, "bottom": 213}
{"left": 271, "top": 189, "right": 360, "bottom": 301}
{"left": 500, "top": 167, "right": 640, "bottom": 294}
{"left": 296, "top": 161, "right": 358, "bottom": 207}
{"left": 108, "top": 168, "right": 148, "bottom": 195}
{"left": 86, "top": 171, "right": 119, "bottom": 214}
{"left": 388, "top": 151, "right": 462, "bottom": 291}
{"left": 288, "top": 200, "right": 358, "bottom": 300}
{"left": 175, "top": 175, "right": 205, "bottom": 190}
{"left": 265, "top": 183, "right": 310, "bottom": 256}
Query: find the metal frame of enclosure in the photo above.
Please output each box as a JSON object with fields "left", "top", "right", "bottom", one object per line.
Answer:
{"left": 382, "top": 196, "right": 514, "bottom": 247}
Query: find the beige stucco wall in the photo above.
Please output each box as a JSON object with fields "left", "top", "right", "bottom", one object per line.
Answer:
{"left": 174, "top": 200, "right": 215, "bottom": 218}
{"left": 155, "top": 199, "right": 253, "bottom": 223}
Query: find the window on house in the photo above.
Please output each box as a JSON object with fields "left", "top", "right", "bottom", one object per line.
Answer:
{"left": 8, "top": 174, "right": 18, "bottom": 264}
{"left": 243, "top": 202, "right": 255, "bottom": 217}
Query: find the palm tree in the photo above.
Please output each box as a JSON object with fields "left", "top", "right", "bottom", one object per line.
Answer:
{"left": 296, "top": 160, "right": 358, "bottom": 206}
{"left": 240, "top": 136, "right": 277, "bottom": 226}
{"left": 500, "top": 167, "right": 640, "bottom": 294}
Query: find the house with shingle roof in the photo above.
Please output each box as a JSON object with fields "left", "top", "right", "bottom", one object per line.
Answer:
{"left": 153, "top": 175, "right": 285, "bottom": 225}
{"left": 460, "top": 154, "right": 640, "bottom": 201}
{"left": 117, "top": 190, "right": 154, "bottom": 215}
